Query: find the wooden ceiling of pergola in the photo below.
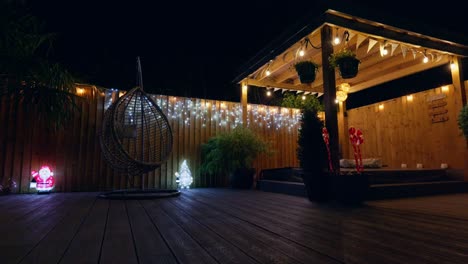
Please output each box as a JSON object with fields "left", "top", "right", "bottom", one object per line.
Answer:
{"left": 238, "top": 9, "right": 468, "bottom": 95}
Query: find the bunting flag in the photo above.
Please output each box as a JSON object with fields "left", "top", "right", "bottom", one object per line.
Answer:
{"left": 390, "top": 43, "right": 399, "bottom": 56}
{"left": 304, "top": 91, "right": 310, "bottom": 95}
{"left": 401, "top": 45, "right": 408, "bottom": 58}
{"left": 356, "top": 34, "right": 366, "bottom": 49}
{"left": 348, "top": 31, "right": 356, "bottom": 42}
{"left": 274, "top": 87, "right": 280, "bottom": 92}
{"left": 368, "top": 39, "right": 378, "bottom": 53}
{"left": 412, "top": 49, "right": 417, "bottom": 59}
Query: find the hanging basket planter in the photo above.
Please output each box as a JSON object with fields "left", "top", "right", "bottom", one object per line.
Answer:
{"left": 337, "top": 56, "right": 360, "bottom": 79}
{"left": 294, "top": 60, "right": 319, "bottom": 84}
{"left": 329, "top": 49, "right": 361, "bottom": 79}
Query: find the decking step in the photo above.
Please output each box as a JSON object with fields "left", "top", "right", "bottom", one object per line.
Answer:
{"left": 257, "top": 179, "right": 468, "bottom": 200}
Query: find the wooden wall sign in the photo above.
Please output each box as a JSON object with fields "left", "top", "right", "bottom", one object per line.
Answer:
{"left": 427, "top": 93, "right": 448, "bottom": 123}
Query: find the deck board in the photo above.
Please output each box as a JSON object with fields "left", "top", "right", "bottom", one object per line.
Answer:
{"left": 0, "top": 189, "right": 467, "bottom": 264}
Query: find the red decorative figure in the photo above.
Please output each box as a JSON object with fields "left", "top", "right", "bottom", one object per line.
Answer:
{"left": 322, "top": 127, "right": 334, "bottom": 172}
{"left": 349, "top": 127, "right": 364, "bottom": 173}
{"left": 31, "top": 166, "right": 55, "bottom": 192}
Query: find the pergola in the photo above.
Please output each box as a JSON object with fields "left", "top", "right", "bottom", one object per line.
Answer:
{"left": 234, "top": 8, "right": 468, "bottom": 171}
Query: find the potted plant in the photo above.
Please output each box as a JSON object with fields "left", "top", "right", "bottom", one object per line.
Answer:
{"left": 329, "top": 48, "right": 361, "bottom": 79}
{"left": 458, "top": 104, "right": 468, "bottom": 139}
{"left": 294, "top": 60, "right": 319, "bottom": 84}
{"left": 297, "top": 104, "right": 331, "bottom": 202}
{"left": 200, "top": 126, "right": 270, "bottom": 189}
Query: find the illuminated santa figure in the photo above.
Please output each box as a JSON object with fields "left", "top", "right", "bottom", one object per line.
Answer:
{"left": 31, "top": 166, "right": 55, "bottom": 192}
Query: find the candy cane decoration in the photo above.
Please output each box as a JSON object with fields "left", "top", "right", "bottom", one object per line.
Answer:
{"left": 349, "top": 127, "right": 364, "bottom": 173}
{"left": 322, "top": 127, "right": 333, "bottom": 172}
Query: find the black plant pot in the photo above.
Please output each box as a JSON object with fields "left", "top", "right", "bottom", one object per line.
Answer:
{"left": 338, "top": 57, "right": 360, "bottom": 79}
{"left": 332, "top": 172, "right": 369, "bottom": 205}
{"left": 302, "top": 171, "right": 332, "bottom": 203}
{"left": 230, "top": 168, "right": 255, "bottom": 189}
{"left": 297, "top": 70, "right": 317, "bottom": 84}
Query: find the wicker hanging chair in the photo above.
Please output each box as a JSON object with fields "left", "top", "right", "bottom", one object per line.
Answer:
{"left": 99, "top": 57, "right": 178, "bottom": 199}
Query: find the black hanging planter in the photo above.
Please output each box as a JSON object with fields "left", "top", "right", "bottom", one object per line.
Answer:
{"left": 337, "top": 57, "right": 360, "bottom": 79}
{"left": 294, "top": 61, "right": 319, "bottom": 84}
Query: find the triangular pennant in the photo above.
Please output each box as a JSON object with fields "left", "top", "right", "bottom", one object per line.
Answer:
{"left": 390, "top": 43, "right": 399, "bottom": 56}
{"left": 412, "top": 49, "right": 417, "bottom": 60}
{"left": 401, "top": 46, "right": 408, "bottom": 58}
{"left": 348, "top": 31, "right": 356, "bottom": 42}
{"left": 296, "top": 90, "right": 303, "bottom": 94}
{"left": 273, "top": 88, "right": 280, "bottom": 92}
{"left": 282, "top": 89, "right": 288, "bottom": 93}
{"left": 304, "top": 91, "right": 311, "bottom": 95}
{"left": 356, "top": 34, "right": 366, "bottom": 49}
{"left": 379, "top": 43, "right": 385, "bottom": 57}
{"left": 368, "top": 39, "right": 378, "bottom": 53}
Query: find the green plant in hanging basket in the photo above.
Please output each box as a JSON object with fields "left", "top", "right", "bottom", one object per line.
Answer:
{"left": 294, "top": 60, "right": 319, "bottom": 84}
{"left": 329, "top": 48, "right": 361, "bottom": 79}
{"left": 458, "top": 104, "right": 468, "bottom": 139}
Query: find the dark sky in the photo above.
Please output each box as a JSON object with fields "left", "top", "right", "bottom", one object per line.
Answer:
{"left": 20, "top": 0, "right": 468, "bottom": 102}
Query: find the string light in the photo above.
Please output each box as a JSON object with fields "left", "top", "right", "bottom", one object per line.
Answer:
{"left": 105, "top": 89, "right": 302, "bottom": 131}
{"left": 423, "top": 50, "right": 429, "bottom": 63}
{"left": 450, "top": 57, "right": 456, "bottom": 70}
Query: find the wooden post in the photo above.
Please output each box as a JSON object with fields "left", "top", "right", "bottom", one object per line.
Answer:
{"left": 338, "top": 101, "right": 349, "bottom": 159}
{"left": 321, "top": 25, "right": 339, "bottom": 172}
{"left": 450, "top": 57, "right": 468, "bottom": 181}
{"left": 241, "top": 82, "right": 248, "bottom": 127}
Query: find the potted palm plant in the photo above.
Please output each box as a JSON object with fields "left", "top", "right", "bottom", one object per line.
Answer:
{"left": 200, "top": 126, "right": 270, "bottom": 189}
{"left": 329, "top": 48, "right": 361, "bottom": 79}
{"left": 458, "top": 104, "right": 468, "bottom": 139}
{"left": 294, "top": 60, "right": 319, "bottom": 84}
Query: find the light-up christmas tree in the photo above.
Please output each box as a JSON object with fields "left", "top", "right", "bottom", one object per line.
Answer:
{"left": 175, "top": 160, "right": 193, "bottom": 189}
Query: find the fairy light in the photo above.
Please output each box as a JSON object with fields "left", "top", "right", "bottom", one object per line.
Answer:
{"left": 299, "top": 49, "right": 305, "bottom": 57}
{"left": 103, "top": 89, "right": 302, "bottom": 130}
{"left": 406, "top": 95, "right": 413, "bottom": 102}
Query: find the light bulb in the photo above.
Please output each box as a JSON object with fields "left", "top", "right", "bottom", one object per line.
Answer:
{"left": 334, "top": 37, "right": 340, "bottom": 45}
{"left": 299, "top": 50, "right": 305, "bottom": 57}
{"left": 382, "top": 48, "right": 388, "bottom": 56}
{"left": 266, "top": 70, "right": 271, "bottom": 76}
{"left": 423, "top": 56, "right": 429, "bottom": 63}
{"left": 266, "top": 91, "right": 272, "bottom": 96}
{"left": 302, "top": 95, "right": 306, "bottom": 100}
{"left": 450, "top": 61, "right": 456, "bottom": 70}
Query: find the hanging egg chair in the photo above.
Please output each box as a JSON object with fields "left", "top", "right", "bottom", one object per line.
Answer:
{"left": 99, "top": 57, "right": 179, "bottom": 199}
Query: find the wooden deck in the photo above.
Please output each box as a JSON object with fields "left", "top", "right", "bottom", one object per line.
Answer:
{"left": 1, "top": 189, "right": 467, "bottom": 264}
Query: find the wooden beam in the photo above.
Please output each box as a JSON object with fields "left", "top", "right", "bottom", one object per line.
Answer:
{"left": 350, "top": 57, "right": 449, "bottom": 93}
{"left": 324, "top": 11, "right": 468, "bottom": 56}
{"left": 243, "top": 78, "right": 323, "bottom": 93}
{"left": 321, "top": 25, "right": 340, "bottom": 172}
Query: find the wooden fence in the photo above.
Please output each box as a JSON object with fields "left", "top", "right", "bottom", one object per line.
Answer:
{"left": 346, "top": 83, "right": 467, "bottom": 169}
{"left": 0, "top": 85, "right": 301, "bottom": 193}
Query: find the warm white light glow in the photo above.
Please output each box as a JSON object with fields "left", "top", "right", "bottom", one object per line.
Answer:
{"left": 339, "top": 83, "right": 350, "bottom": 93}
{"left": 266, "top": 70, "right": 271, "bottom": 76}
{"left": 378, "top": 104, "right": 384, "bottom": 110}
{"left": 423, "top": 56, "right": 429, "bottom": 63}
{"left": 334, "top": 37, "right": 340, "bottom": 45}
{"left": 242, "top": 84, "right": 248, "bottom": 93}
{"left": 442, "top": 86, "right": 449, "bottom": 92}
{"left": 299, "top": 50, "right": 305, "bottom": 57}
{"left": 336, "top": 91, "right": 348, "bottom": 102}
{"left": 266, "top": 91, "right": 272, "bottom": 96}
{"left": 335, "top": 99, "right": 339, "bottom": 104}
{"left": 382, "top": 48, "right": 388, "bottom": 56}
{"left": 450, "top": 61, "right": 456, "bottom": 70}
{"left": 76, "top": 87, "right": 85, "bottom": 95}
{"left": 302, "top": 95, "right": 306, "bottom": 100}
{"left": 406, "top": 95, "right": 413, "bottom": 102}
